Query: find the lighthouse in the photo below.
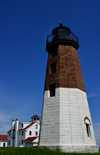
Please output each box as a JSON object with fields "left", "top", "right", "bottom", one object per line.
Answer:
{"left": 39, "top": 23, "right": 99, "bottom": 153}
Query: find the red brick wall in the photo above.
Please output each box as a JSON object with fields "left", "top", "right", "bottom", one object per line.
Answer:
{"left": 44, "top": 44, "right": 85, "bottom": 92}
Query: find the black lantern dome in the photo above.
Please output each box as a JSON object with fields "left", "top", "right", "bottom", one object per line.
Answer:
{"left": 46, "top": 23, "right": 79, "bottom": 51}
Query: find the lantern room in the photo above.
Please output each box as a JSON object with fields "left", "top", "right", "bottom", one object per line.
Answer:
{"left": 46, "top": 23, "right": 79, "bottom": 51}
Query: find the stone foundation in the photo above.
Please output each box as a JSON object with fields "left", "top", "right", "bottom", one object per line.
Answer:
{"left": 39, "top": 145, "right": 99, "bottom": 153}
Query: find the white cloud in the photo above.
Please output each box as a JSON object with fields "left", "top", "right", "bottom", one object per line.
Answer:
{"left": 0, "top": 93, "right": 40, "bottom": 135}
{"left": 94, "top": 123, "right": 100, "bottom": 126}
{"left": 87, "top": 93, "right": 98, "bottom": 98}
{"left": 96, "top": 137, "right": 100, "bottom": 140}
{"left": 0, "top": 107, "right": 35, "bottom": 134}
{"left": 0, "top": 125, "right": 11, "bottom": 134}
{"left": 0, "top": 111, "right": 12, "bottom": 134}
{"left": 0, "top": 111, "right": 12, "bottom": 122}
{"left": 94, "top": 123, "right": 100, "bottom": 147}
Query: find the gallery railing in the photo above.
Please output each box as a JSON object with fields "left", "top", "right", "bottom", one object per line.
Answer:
{"left": 46, "top": 31, "right": 79, "bottom": 46}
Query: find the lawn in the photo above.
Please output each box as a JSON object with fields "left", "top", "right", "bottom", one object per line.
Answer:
{"left": 0, "top": 148, "right": 100, "bottom": 155}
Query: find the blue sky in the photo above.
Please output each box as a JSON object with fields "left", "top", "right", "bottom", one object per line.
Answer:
{"left": 0, "top": 0, "right": 100, "bottom": 146}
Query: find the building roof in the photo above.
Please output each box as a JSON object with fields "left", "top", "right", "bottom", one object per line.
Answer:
{"left": 0, "top": 135, "right": 7, "bottom": 141}
{"left": 7, "top": 130, "right": 11, "bottom": 133}
{"left": 31, "top": 115, "right": 40, "bottom": 119}
{"left": 23, "top": 136, "right": 38, "bottom": 142}
{"left": 18, "top": 122, "right": 35, "bottom": 131}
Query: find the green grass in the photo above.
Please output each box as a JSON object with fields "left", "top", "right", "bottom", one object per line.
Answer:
{"left": 0, "top": 147, "right": 100, "bottom": 155}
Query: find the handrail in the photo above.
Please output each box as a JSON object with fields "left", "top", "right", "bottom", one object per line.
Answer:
{"left": 46, "top": 32, "right": 79, "bottom": 45}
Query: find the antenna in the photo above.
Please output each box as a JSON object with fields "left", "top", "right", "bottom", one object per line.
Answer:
{"left": 60, "top": 20, "right": 63, "bottom": 27}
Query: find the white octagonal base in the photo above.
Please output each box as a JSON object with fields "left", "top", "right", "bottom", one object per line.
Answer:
{"left": 39, "top": 88, "right": 99, "bottom": 153}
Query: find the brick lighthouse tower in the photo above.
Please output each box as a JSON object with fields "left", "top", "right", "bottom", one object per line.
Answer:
{"left": 39, "top": 23, "right": 98, "bottom": 153}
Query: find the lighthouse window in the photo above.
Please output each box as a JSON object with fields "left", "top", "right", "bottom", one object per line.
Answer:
{"left": 86, "top": 124, "right": 90, "bottom": 137}
{"left": 52, "top": 48, "right": 57, "bottom": 57}
{"left": 49, "top": 84, "right": 55, "bottom": 97}
{"left": 51, "top": 63, "right": 56, "bottom": 73}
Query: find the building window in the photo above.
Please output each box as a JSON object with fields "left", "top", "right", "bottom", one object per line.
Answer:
{"left": 86, "top": 124, "right": 91, "bottom": 137}
{"left": 52, "top": 48, "right": 57, "bottom": 57}
{"left": 37, "top": 118, "right": 39, "bottom": 120}
{"left": 19, "top": 140, "right": 20, "bottom": 145}
{"left": 51, "top": 63, "right": 56, "bottom": 73}
{"left": 22, "top": 123, "right": 23, "bottom": 128}
{"left": 36, "top": 124, "right": 38, "bottom": 129}
{"left": 19, "top": 132, "right": 20, "bottom": 136}
{"left": 8, "top": 141, "right": 10, "bottom": 145}
{"left": 34, "top": 118, "right": 36, "bottom": 121}
{"left": 3, "top": 143, "right": 5, "bottom": 147}
{"left": 49, "top": 84, "right": 55, "bottom": 97}
{"left": 33, "top": 142, "right": 38, "bottom": 145}
{"left": 22, "top": 131, "right": 23, "bottom": 136}
{"left": 29, "top": 131, "right": 32, "bottom": 135}
{"left": 22, "top": 140, "right": 23, "bottom": 145}
{"left": 36, "top": 131, "right": 38, "bottom": 136}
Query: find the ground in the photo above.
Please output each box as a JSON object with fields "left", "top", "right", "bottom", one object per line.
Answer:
{"left": 0, "top": 148, "right": 100, "bottom": 155}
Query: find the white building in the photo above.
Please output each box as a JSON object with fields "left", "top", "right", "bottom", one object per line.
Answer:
{"left": 0, "top": 135, "right": 7, "bottom": 147}
{"left": 7, "top": 115, "right": 40, "bottom": 147}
